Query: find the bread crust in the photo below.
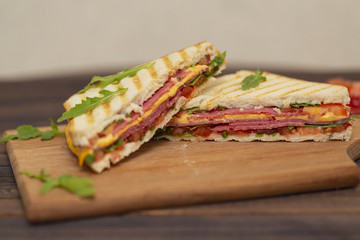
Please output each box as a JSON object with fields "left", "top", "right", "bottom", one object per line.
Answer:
{"left": 158, "top": 126, "right": 352, "bottom": 143}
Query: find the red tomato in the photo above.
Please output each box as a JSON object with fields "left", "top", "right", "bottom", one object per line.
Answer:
{"left": 171, "top": 127, "right": 188, "bottom": 136}
{"left": 320, "top": 104, "right": 348, "bottom": 116}
{"left": 194, "top": 126, "right": 212, "bottom": 137}
{"left": 181, "top": 86, "right": 195, "bottom": 98}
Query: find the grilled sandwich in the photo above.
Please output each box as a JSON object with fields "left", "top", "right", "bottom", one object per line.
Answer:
{"left": 156, "top": 70, "right": 352, "bottom": 142}
{"left": 59, "top": 41, "right": 226, "bottom": 173}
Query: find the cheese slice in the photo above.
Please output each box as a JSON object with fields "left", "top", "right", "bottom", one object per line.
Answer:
{"left": 172, "top": 106, "right": 350, "bottom": 125}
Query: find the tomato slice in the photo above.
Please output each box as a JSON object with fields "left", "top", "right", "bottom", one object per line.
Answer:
{"left": 303, "top": 104, "right": 348, "bottom": 117}
{"left": 194, "top": 126, "right": 212, "bottom": 137}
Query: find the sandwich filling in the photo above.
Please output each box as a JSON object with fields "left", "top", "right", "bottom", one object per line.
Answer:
{"left": 68, "top": 54, "right": 224, "bottom": 166}
{"left": 157, "top": 103, "right": 351, "bottom": 139}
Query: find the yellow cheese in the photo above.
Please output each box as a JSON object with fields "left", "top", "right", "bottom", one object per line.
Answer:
{"left": 66, "top": 125, "right": 93, "bottom": 166}
{"left": 174, "top": 106, "right": 349, "bottom": 125}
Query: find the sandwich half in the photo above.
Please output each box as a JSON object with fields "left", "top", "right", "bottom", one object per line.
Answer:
{"left": 156, "top": 70, "right": 352, "bottom": 142}
{"left": 59, "top": 41, "right": 226, "bottom": 173}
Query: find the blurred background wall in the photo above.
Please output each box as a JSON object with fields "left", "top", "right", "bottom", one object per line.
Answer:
{"left": 1, "top": 0, "right": 359, "bottom": 81}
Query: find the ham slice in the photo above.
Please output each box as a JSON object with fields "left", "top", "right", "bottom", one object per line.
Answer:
{"left": 168, "top": 106, "right": 350, "bottom": 133}
{"left": 96, "top": 66, "right": 209, "bottom": 148}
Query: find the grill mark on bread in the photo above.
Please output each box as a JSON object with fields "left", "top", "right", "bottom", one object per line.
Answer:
{"left": 101, "top": 100, "right": 112, "bottom": 115}
{"left": 148, "top": 66, "right": 158, "bottom": 80}
{"left": 179, "top": 50, "right": 189, "bottom": 62}
{"left": 205, "top": 79, "right": 289, "bottom": 104}
{"left": 254, "top": 82, "right": 303, "bottom": 97}
{"left": 279, "top": 85, "right": 315, "bottom": 96}
{"left": 219, "top": 82, "right": 245, "bottom": 95}
{"left": 86, "top": 112, "right": 95, "bottom": 124}
{"left": 302, "top": 85, "right": 334, "bottom": 96}
{"left": 232, "top": 80, "right": 290, "bottom": 98}
{"left": 117, "top": 83, "right": 127, "bottom": 102}
{"left": 162, "top": 56, "right": 173, "bottom": 69}
{"left": 195, "top": 43, "right": 203, "bottom": 51}
{"left": 131, "top": 75, "right": 142, "bottom": 90}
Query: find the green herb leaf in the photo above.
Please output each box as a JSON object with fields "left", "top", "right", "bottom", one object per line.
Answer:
{"left": 290, "top": 103, "right": 321, "bottom": 108}
{"left": 205, "top": 51, "right": 226, "bottom": 77}
{"left": 0, "top": 119, "right": 64, "bottom": 143}
{"left": 58, "top": 175, "right": 94, "bottom": 198}
{"left": 188, "top": 75, "right": 202, "bottom": 86}
{"left": 271, "top": 132, "right": 278, "bottom": 137}
{"left": 218, "top": 105, "right": 227, "bottom": 110}
{"left": 40, "top": 178, "right": 59, "bottom": 194}
{"left": 288, "top": 126, "right": 295, "bottom": 130}
{"left": 21, "top": 169, "right": 94, "bottom": 198}
{"left": 16, "top": 125, "right": 42, "bottom": 140}
{"left": 186, "top": 124, "right": 210, "bottom": 131}
{"left": 79, "top": 62, "right": 155, "bottom": 93}
{"left": 179, "top": 132, "right": 193, "bottom": 138}
{"left": 351, "top": 115, "right": 360, "bottom": 119}
{"left": 20, "top": 169, "right": 50, "bottom": 181}
{"left": 57, "top": 88, "right": 127, "bottom": 122}
{"left": 104, "top": 139, "right": 124, "bottom": 152}
{"left": 241, "top": 70, "right": 267, "bottom": 90}
{"left": 222, "top": 131, "right": 228, "bottom": 139}
{"left": 0, "top": 134, "right": 17, "bottom": 143}
{"left": 40, "top": 131, "right": 55, "bottom": 140}
{"left": 304, "top": 120, "right": 349, "bottom": 128}
{"left": 187, "top": 107, "right": 203, "bottom": 115}
{"left": 255, "top": 133, "right": 264, "bottom": 137}
{"left": 85, "top": 151, "right": 98, "bottom": 164}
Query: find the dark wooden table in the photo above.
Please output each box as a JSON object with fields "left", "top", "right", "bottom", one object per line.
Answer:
{"left": 1, "top": 69, "right": 360, "bottom": 239}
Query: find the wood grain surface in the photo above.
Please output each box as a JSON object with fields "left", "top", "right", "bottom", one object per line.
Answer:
{"left": 4, "top": 119, "right": 360, "bottom": 222}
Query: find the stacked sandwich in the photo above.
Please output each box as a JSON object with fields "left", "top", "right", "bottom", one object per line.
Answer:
{"left": 59, "top": 42, "right": 352, "bottom": 173}
{"left": 156, "top": 70, "right": 351, "bottom": 142}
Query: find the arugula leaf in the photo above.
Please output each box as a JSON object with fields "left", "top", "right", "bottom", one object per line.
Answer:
{"left": 288, "top": 126, "right": 295, "bottom": 130}
{"left": 79, "top": 62, "right": 155, "bottom": 93}
{"left": 304, "top": 120, "right": 349, "bottom": 128}
{"left": 204, "top": 51, "right": 226, "bottom": 77}
{"left": 0, "top": 134, "right": 17, "bottom": 142}
{"left": 271, "top": 132, "right": 278, "bottom": 137}
{"left": 104, "top": 139, "right": 124, "bottom": 152}
{"left": 188, "top": 75, "right": 202, "bottom": 86}
{"left": 222, "top": 131, "right": 228, "bottom": 139}
{"left": 186, "top": 124, "right": 211, "bottom": 131}
{"left": 178, "top": 132, "right": 193, "bottom": 138}
{"left": 187, "top": 107, "right": 203, "bottom": 115}
{"left": 20, "top": 169, "right": 50, "bottom": 181}
{"left": 290, "top": 103, "right": 321, "bottom": 108}
{"left": 0, "top": 119, "right": 64, "bottom": 143}
{"left": 241, "top": 70, "right": 267, "bottom": 90}
{"left": 57, "top": 88, "right": 127, "bottom": 122}
{"left": 41, "top": 119, "right": 64, "bottom": 140}
{"left": 85, "top": 151, "right": 98, "bottom": 164}
{"left": 20, "top": 169, "right": 94, "bottom": 198}
{"left": 16, "top": 125, "right": 42, "bottom": 140}
{"left": 218, "top": 105, "right": 227, "bottom": 110}
{"left": 255, "top": 133, "right": 264, "bottom": 137}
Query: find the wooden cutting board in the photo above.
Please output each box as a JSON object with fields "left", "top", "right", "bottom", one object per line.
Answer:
{"left": 4, "top": 120, "right": 360, "bottom": 223}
